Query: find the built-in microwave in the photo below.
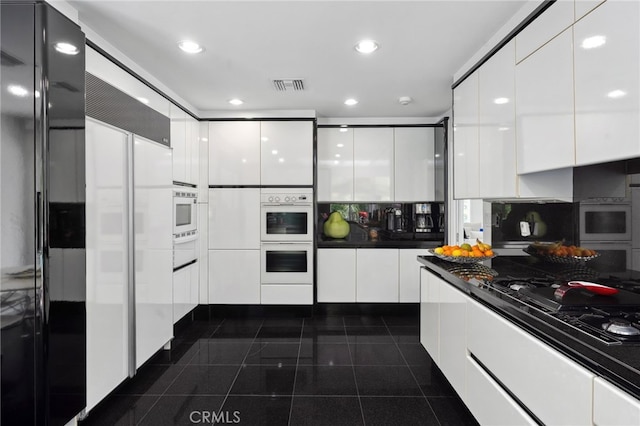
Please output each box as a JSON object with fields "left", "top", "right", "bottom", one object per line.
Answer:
{"left": 579, "top": 201, "right": 631, "bottom": 242}
{"left": 174, "top": 188, "right": 197, "bottom": 237}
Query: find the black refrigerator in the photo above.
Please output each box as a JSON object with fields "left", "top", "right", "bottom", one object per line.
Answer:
{"left": 1, "top": 2, "right": 86, "bottom": 424}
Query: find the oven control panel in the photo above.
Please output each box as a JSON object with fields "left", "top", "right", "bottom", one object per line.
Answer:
{"left": 260, "top": 188, "right": 313, "bottom": 205}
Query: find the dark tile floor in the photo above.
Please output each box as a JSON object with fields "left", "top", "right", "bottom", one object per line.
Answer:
{"left": 80, "top": 314, "right": 478, "bottom": 426}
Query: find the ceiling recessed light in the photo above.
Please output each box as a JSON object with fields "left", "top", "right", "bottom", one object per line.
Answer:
{"left": 8, "top": 84, "right": 29, "bottom": 97}
{"left": 355, "top": 40, "right": 379, "bottom": 54}
{"left": 399, "top": 96, "right": 413, "bottom": 105}
{"left": 344, "top": 98, "right": 358, "bottom": 106}
{"left": 607, "top": 89, "right": 627, "bottom": 99}
{"left": 493, "top": 97, "right": 509, "bottom": 104}
{"left": 178, "top": 40, "right": 204, "bottom": 54}
{"left": 54, "top": 42, "right": 79, "bottom": 55}
{"left": 137, "top": 97, "right": 149, "bottom": 104}
{"left": 581, "top": 35, "right": 606, "bottom": 49}
{"left": 229, "top": 98, "right": 243, "bottom": 106}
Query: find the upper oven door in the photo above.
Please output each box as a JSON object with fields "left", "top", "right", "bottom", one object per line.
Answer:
{"left": 174, "top": 191, "right": 197, "bottom": 235}
{"left": 261, "top": 204, "right": 313, "bottom": 241}
{"left": 579, "top": 203, "right": 631, "bottom": 242}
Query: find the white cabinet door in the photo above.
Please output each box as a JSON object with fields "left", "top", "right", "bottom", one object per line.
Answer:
{"left": 478, "top": 40, "right": 517, "bottom": 199}
{"left": 354, "top": 128, "right": 394, "bottom": 201}
{"left": 133, "top": 135, "right": 173, "bottom": 368}
{"left": 516, "top": 28, "right": 575, "bottom": 174}
{"left": 261, "top": 285, "right": 313, "bottom": 305}
{"left": 420, "top": 268, "right": 439, "bottom": 365}
{"left": 171, "top": 105, "right": 187, "bottom": 184}
{"left": 574, "top": 0, "right": 640, "bottom": 165}
{"left": 398, "top": 249, "right": 429, "bottom": 302}
{"left": 260, "top": 121, "right": 313, "bottom": 186}
{"left": 85, "top": 119, "right": 129, "bottom": 412}
{"left": 208, "top": 121, "right": 260, "bottom": 185}
{"left": 317, "top": 249, "right": 356, "bottom": 302}
{"left": 438, "top": 278, "right": 467, "bottom": 398}
{"left": 453, "top": 72, "right": 479, "bottom": 199}
{"left": 317, "top": 128, "right": 354, "bottom": 202}
{"left": 515, "top": 0, "right": 574, "bottom": 63}
{"left": 208, "top": 188, "right": 260, "bottom": 249}
{"left": 185, "top": 116, "right": 200, "bottom": 186}
{"left": 356, "top": 249, "right": 399, "bottom": 302}
{"left": 593, "top": 377, "right": 640, "bottom": 426}
{"left": 208, "top": 250, "right": 260, "bottom": 304}
{"left": 468, "top": 299, "right": 594, "bottom": 425}
{"left": 394, "top": 128, "right": 435, "bottom": 202}
{"left": 466, "top": 356, "right": 536, "bottom": 426}
{"left": 173, "top": 265, "right": 190, "bottom": 323}
{"left": 198, "top": 204, "right": 208, "bottom": 304}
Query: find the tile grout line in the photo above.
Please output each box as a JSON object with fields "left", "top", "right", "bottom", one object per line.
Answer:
{"left": 381, "top": 317, "right": 442, "bottom": 426}
{"left": 345, "top": 316, "right": 367, "bottom": 426}
{"left": 286, "top": 318, "right": 306, "bottom": 426}
{"left": 215, "top": 318, "right": 266, "bottom": 418}
{"left": 135, "top": 318, "right": 228, "bottom": 426}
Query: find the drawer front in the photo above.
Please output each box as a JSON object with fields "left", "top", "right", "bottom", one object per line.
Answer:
{"left": 467, "top": 300, "right": 594, "bottom": 425}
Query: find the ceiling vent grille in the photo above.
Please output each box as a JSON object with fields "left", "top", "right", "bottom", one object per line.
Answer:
{"left": 273, "top": 79, "right": 305, "bottom": 91}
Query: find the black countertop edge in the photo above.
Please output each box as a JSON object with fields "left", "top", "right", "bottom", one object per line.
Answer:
{"left": 416, "top": 256, "right": 640, "bottom": 401}
{"left": 317, "top": 240, "right": 442, "bottom": 249}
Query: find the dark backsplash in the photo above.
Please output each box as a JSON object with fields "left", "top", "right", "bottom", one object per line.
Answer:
{"left": 491, "top": 202, "right": 577, "bottom": 244}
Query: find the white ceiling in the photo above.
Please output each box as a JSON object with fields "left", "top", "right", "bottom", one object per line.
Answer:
{"left": 69, "top": 0, "right": 528, "bottom": 119}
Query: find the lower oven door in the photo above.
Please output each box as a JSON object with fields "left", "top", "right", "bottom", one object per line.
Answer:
{"left": 173, "top": 232, "right": 198, "bottom": 269}
{"left": 579, "top": 241, "right": 632, "bottom": 272}
{"left": 261, "top": 242, "right": 313, "bottom": 284}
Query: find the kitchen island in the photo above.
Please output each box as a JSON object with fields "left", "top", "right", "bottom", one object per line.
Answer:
{"left": 418, "top": 255, "right": 640, "bottom": 425}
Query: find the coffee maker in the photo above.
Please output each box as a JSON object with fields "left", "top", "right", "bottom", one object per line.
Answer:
{"left": 414, "top": 203, "right": 434, "bottom": 233}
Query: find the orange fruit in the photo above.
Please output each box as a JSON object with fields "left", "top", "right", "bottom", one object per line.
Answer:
{"left": 484, "top": 249, "right": 494, "bottom": 256}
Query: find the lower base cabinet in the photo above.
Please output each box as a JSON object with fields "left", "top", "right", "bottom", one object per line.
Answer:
{"left": 173, "top": 262, "right": 199, "bottom": 323}
{"left": 419, "top": 268, "right": 440, "bottom": 365}
{"left": 356, "top": 249, "right": 399, "bottom": 302}
{"left": 208, "top": 250, "right": 260, "bottom": 304}
{"left": 261, "top": 284, "right": 313, "bottom": 304}
{"left": 317, "top": 249, "right": 356, "bottom": 303}
{"left": 465, "top": 355, "right": 536, "bottom": 426}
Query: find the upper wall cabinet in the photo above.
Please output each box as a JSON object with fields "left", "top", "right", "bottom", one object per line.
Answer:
{"left": 478, "top": 40, "right": 517, "bottom": 199}
{"left": 260, "top": 121, "right": 313, "bottom": 186}
{"left": 317, "top": 128, "right": 354, "bottom": 202}
{"left": 453, "top": 72, "right": 480, "bottom": 199}
{"left": 209, "top": 121, "right": 261, "bottom": 185}
{"left": 394, "top": 127, "right": 435, "bottom": 202}
{"left": 354, "top": 128, "right": 394, "bottom": 201}
{"left": 170, "top": 105, "right": 187, "bottom": 183}
{"left": 574, "top": 0, "right": 640, "bottom": 166}
{"left": 515, "top": 0, "right": 574, "bottom": 63}
{"left": 515, "top": 28, "right": 575, "bottom": 174}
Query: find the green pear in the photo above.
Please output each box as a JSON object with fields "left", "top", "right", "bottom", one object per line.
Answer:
{"left": 324, "top": 211, "right": 350, "bottom": 239}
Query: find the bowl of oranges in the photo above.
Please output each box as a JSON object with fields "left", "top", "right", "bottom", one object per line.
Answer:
{"left": 523, "top": 242, "right": 599, "bottom": 264}
{"left": 429, "top": 239, "right": 496, "bottom": 264}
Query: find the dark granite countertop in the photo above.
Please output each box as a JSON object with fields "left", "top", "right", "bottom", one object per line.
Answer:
{"left": 417, "top": 255, "right": 640, "bottom": 400}
{"left": 318, "top": 239, "right": 442, "bottom": 249}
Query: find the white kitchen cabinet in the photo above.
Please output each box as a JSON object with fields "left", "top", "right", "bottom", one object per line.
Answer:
{"left": 356, "top": 249, "right": 399, "bottom": 302}
{"left": 317, "top": 128, "right": 354, "bottom": 202}
{"left": 438, "top": 280, "right": 467, "bottom": 398}
{"left": 516, "top": 28, "right": 575, "bottom": 174}
{"left": 394, "top": 128, "right": 435, "bottom": 202}
{"left": 453, "top": 71, "right": 480, "bottom": 199}
{"left": 198, "top": 121, "right": 209, "bottom": 203}
{"left": 478, "top": 40, "right": 517, "bottom": 199}
{"left": 173, "top": 262, "right": 198, "bottom": 323}
{"left": 133, "top": 134, "right": 173, "bottom": 369}
{"left": 593, "top": 377, "right": 640, "bottom": 426}
{"left": 467, "top": 298, "right": 594, "bottom": 425}
{"left": 170, "top": 104, "right": 187, "bottom": 184}
{"left": 198, "top": 204, "right": 209, "bottom": 304}
{"left": 187, "top": 116, "right": 200, "bottom": 186}
{"left": 515, "top": 0, "right": 574, "bottom": 63}
{"left": 208, "top": 250, "right": 260, "bottom": 304}
{"left": 208, "top": 188, "right": 260, "bottom": 249}
{"left": 261, "top": 285, "right": 313, "bottom": 305}
{"left": 398, "top": 249, "right": 429, "bottom": 302}
{"left": 466, "top": 356, "right": 537, "bottom": 426}
{"left": 354, "top": 128, "right": 394, "bottom": 201}
{"left": 317, "top": 248, "right": 357, "bottom": 302}
{"left": 575, "top": 0, "right": 606, "bottom": 21}
{"left": 574, "top": 0, "right": 640, "bottom": 166}
{"left": 419, "top": 268, "right": 439, "bottom": 365}
{"left": 260, "top": 120, "right": 313, "bottom": 186}
{"left": 208, "top": 121, "right": 261, "bottom": 185}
